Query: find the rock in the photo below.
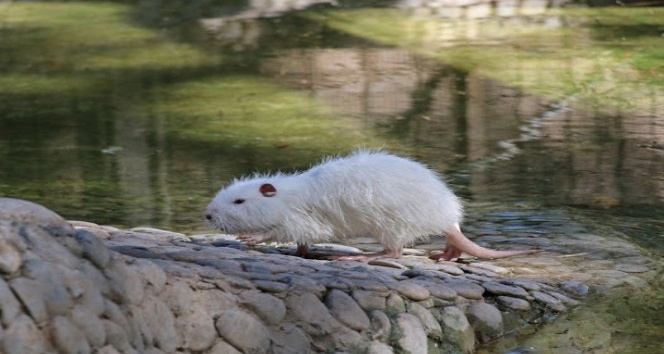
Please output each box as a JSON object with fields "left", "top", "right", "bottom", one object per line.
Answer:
{"left": 368, "top": 341, "right": 394, "bottom": 354}
{"left": 562, "top": 281, "right": 589, "bottom": 297}
{"left": 254, "top": 280, "right": 289, "bottom": 293}
{"left": 162, "top": 281, "right": 195, "bottom": 316}
{"left": 0, "top": 197, "right": 70, "bottom": 228}
{"left": 482, "top": 282, "right": 529, "bottom": 298}
{"left": 207, "top": 340, "right": 243, "bottom": 354}
{"left": 269, "top": 323, "right": 311, "bottom": 354}
{"left": 176, "top": 306, "right": 217, "bottom": 352}
{"left": 0, "top": 277, "right": 22, "bottom": 326}
{"left": 104, "top": 259, "right": 145, "bottom": 305}
{"left": 531, "top": 291, "right": 566, "bottom": 312}
{"left": 241, "top": 290, "right": 287, "bottom": 324}
{"left": 0, "top": 237, "right": 21, "bottom": 274}
{"left": 325, "top": 289, "right": 371, "bottom": 331}
{"left": 142, "top": 297, "right": 178, "bottom": 352}
{"left": 75, "top": 229, "right": 111, "bottom": 268}
{"left": 407, "top": 303, "right": 442, "bottom": 340}
{"left": 386, "top": 293, "right": 406, "bottom": 314}
{"left": 102, "top": 319, "right": 133, "bottom": 353}
{"left": 369, "top": 310, "right": 391, "bottom": 341}
{"left": 284, "top": 292, "right": 339, "bottom": 336}
{"left": 9, "top": 278, "right": 49, "bottom": 325}
{"left": 465, "top": 302, "right": 504, "bottom": 342}
{"left": 386, "top": 282, "right": 430, "bottom": 301}
{"left": 3, "top": 314, "right": 50, "bottom": 354}
{"left": 444, "top": 280, "right": 485, "bottom": 300}
{"left": 352, "top": 290, "right": 387, "bottom": 311}
{"left": 129, "top": 227, "right": 188, "bottom": 242}
{"left": 215, "top": 309, "right": 270, "bottom": 354}
{"left": 440, "top": 306, "right": 475, "bottom": 354}
{"left": 496, "top": 296, "right": 531, "bottom": 311}
{"left": 71, "top": 305, "right": 106, "bottom": 347}
{"left": 395, "top": 313, "right": 427, "bottom": 354}
{"left": 52, "top": 316, "right": 91, "bottom": 354}
{"left": 22, "top": 259, "right": 73, "bottom": 317}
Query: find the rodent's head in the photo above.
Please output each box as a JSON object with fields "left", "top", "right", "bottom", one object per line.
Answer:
{"left": 205, "top": 178, "right": 288, "bottom": 234}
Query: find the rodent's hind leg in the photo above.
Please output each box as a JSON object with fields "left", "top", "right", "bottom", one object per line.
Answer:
{"left": 429, "top": 244, "right": 463, "bottom": 262}
{"left": 294, "top": 243, "right": 309, "bottom": 257}
{"left": 237, "top": 233, "right": 272, "bottom": 245}
{"left": 330, "top": 248, "right": 403, "bottom": 263}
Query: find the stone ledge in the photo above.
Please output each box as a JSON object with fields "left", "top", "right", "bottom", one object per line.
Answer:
{"left": 0, "top": 197, "right": 644, "bottom": 354}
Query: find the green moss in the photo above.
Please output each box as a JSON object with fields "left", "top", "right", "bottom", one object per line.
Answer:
{"left": 303, "top": 7, "right": 664, "bottom": 112}
{"left": 150, "top": 76, "right": 382, "bottom": 153}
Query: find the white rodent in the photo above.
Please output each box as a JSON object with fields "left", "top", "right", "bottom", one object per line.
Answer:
{"left": 205, "top": 150, "right": 538, "bottom": 261}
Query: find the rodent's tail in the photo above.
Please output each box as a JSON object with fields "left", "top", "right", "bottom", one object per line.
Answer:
{"left": 431, "top": 223, "right": 540, "bottom": 261}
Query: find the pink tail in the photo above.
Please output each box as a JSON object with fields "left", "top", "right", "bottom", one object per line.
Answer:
{"left": 430, "top": 223, "right": 540, "bottom": 261}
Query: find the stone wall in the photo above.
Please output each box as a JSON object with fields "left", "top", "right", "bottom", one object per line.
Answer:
{"left": 0, "top": 198, "right": 583, "bottom": 354}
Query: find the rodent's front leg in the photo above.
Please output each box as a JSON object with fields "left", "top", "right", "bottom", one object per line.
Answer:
{"left": 237, "top": 233, "right": 272, "bottom": 245}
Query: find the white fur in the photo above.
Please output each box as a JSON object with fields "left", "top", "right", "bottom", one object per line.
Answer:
{"left": 205, "top": 151, "right": 463, "bottom": 251}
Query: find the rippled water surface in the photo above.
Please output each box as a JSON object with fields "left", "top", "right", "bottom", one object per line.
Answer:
{"left": 1, "top": 0, "right": 663, "bottom": 352}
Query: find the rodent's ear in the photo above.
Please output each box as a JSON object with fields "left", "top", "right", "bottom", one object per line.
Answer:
{"left": 259, "top": 183, "right": 277, "bottom": 197}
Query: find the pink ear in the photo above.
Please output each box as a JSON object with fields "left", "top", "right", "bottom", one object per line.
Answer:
{"left": 259, "top": 183, "right": 277, "bottom": 197}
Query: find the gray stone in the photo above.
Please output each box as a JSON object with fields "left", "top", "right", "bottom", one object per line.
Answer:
{"left": 440, "top": 306, "right": 475, "bottom": 354}
{"left": 3, "top": 314, "right": 49, "bottom": 354}
{"left": 443, "top": 280, "right": 485, "bottom": 300}
{"left": 104, "top": 299, "right": 129, "bottom": 330}
{"left": 254, "top": 280, "right": 289, "bottom": 293}
{"left": 0, "top": 197, "right": 70, "bottom": 227}
{"left": 531, "top": 291, "right": 566, "bottom": 312}
{"left": 269, "top": 323, "right": 311, "bottom": 354}
{"left": 407, "top": 303, "right": 442, "bottom": 340}
{"left": 500, "top": 278, "right": 542, "bottom": 291}
{"left": 242, "top": 290, "right": 287, "bottom": 324}
{"left": 0, "top": 237, "right": 21, "bottom": 274}
{"left": 215, "top": 309, "right": 270, "bottom": 354}
{"left": 162, "top": 281, "right": 195, "bottom": 316}
{"left": 197, "top": 289, "right": 240, "bottom": 319}
{"left": 325, "top": 289, "right": 371, "bottom": 331}
{"left": 284, "top": 291, "right": 340, "bottom": 336}
{"left": 9, "top": 278, "right": 48, "bottom": 324}
{"left": 134, "top": 259, "right": 167, "bottom": 294}
{"left": 0, "top": 277, "right": 22, "bottom": 326}
{"left": 71, "top": 305, "right": 106, "bottom": 347}
{"left": 407, "top": 279, "right": 457, "bottom": 300}
{"left": 207, "top": 340, "right": 243, "bottom": 354}
{"left": 102, "top": 319, "right": 133, "bottom": 353}
{"left": 369, "top": 310, "right": 391, "bottom": 341}
{"left": 482, "top": 282, "right": 529, "bottom": 298}
{"left": 615, "top": 264, "right": 650, "bottom": 273}
{"left": 129, "top": 227, "right": 188, "bottom": 241}
{"left": 96, "top": 345, "right": 122, "bottom": 354}
{"left": 465, "top": 302, "right": 504, "bottom": 342}
{"left": 386, "top": 281, "right": 430, "bottom": 301}
{"left": 142, "top": 297, "right": 179, "bottom": 352}
{"left": 75, "top": 229, "right": 110, "bottom": 268}
{"left": 496, "top": 296, "right": 531, "bottom": 311}
{"left": 127, "top": 305, "right": 153, "bottom": 349}
{"left": 385, "top": 293, "right": 406, "bottom": 314}
{"left": 52, "top": 316, "right": 91, "bottom": 354}
{"left": 352, "top": 290, "right": 387, "bottom": 311}
{"left": 176, "top": 306, "right": 217, "bottom": 352}
{"left": 368, "top": 341, "right": 394, "bottom": 354}
{"left": 395, "top": 313, "right": 427, "bottom": 354}
{"left": 562, "top": 281, "right": 589, "bottom": 297}
{"left": 104, "top": 259, "right": 145, "bottom": 305}
{"left": 22, "top": 259, "right": 74, "bottom": 317}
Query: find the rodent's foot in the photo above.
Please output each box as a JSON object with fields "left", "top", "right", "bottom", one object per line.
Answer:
{"left": 429, "top": 245, "right": 462, "bottom": 262}
{"left": 237, "top": 233, "right": 271, "bottom": 245}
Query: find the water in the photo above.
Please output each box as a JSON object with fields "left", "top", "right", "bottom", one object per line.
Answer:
{"left": 1, "top": 1, "right": 663, "bottom": 352}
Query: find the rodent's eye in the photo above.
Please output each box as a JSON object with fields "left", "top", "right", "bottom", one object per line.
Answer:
{"left": 233, "top": 199, "right": 245, "bottom": 205}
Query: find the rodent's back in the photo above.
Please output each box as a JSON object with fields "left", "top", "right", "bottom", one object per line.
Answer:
{"left": 299, "top": 151, "right": 462, "bottom": 249}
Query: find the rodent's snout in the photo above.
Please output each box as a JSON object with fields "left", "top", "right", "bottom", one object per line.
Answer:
{"left": 205, "top": 213, "right": 213, "bottom": 221}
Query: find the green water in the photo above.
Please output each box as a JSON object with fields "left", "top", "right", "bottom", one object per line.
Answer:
{"left": 1, "top": 1, "right": 663, "bottom": 352}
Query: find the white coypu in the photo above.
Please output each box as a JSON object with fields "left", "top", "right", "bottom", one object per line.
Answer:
{"left": 205, "top": 151, "right": 538, "bottom": 261}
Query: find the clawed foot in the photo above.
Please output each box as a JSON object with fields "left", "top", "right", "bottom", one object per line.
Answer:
{"left": 236, "top": 233, "right": 271, "bottom": 245}
{"left": 429, "top": 245, "right": 463, "bottom": 262}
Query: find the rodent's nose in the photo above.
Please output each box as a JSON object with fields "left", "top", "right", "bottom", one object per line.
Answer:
{"left": 205, "top": 213, "right": 213, "bottom": 221}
